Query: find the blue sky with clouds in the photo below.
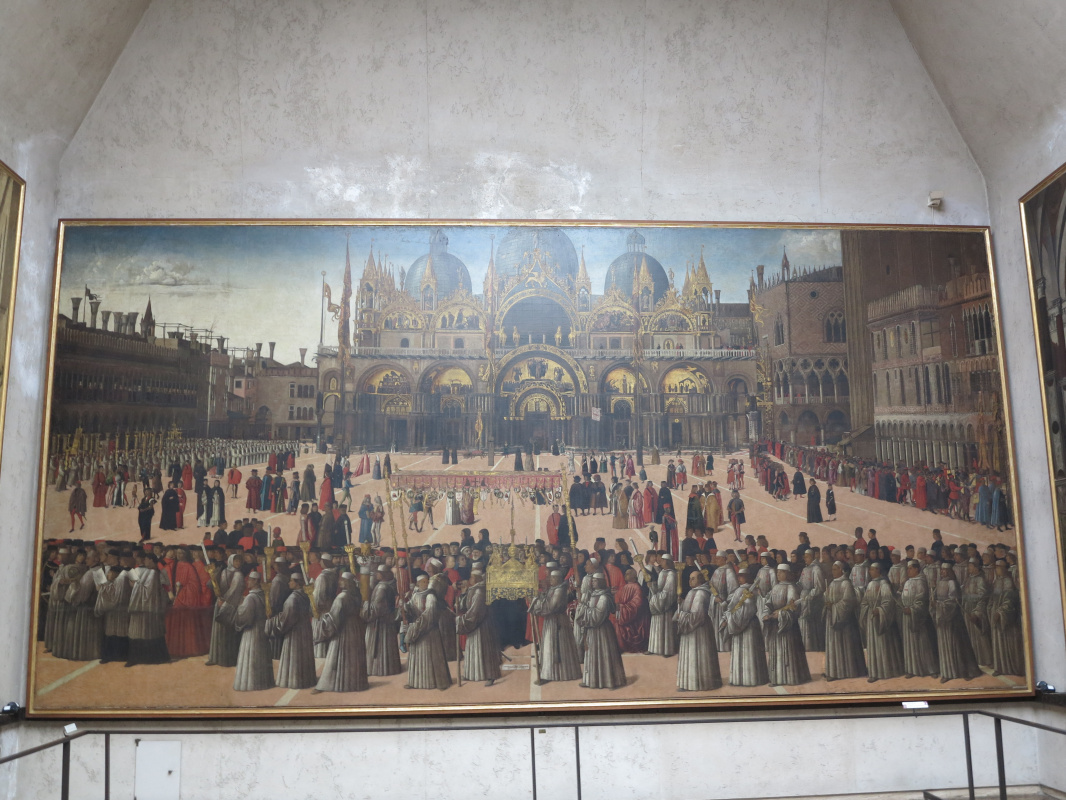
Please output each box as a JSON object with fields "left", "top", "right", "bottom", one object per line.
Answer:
{"left": 60, "top": 223, "right": 841, "bottom": 363}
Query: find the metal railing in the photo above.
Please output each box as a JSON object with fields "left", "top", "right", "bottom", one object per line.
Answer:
{"left": 1, "top": 705, "right": 1063, "bottom": 799}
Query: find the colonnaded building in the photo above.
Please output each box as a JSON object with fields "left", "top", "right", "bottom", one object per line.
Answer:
{"left": 317, "top": 227, "right": 760, "bottom": 453}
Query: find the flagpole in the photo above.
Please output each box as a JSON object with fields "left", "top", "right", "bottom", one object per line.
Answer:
{"left": 320, "top": 271, "right": 326, "bottom": 346}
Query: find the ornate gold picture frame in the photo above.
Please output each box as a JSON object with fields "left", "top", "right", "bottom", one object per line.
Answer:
{"left": 0, "top": 158, "right": 24, "bottom": 476}
{"left": 1021, "top": 165, "right": 1066, "bottom": 638}
{"left": 28, "top": 220, "right": 1032, "bottom": 718}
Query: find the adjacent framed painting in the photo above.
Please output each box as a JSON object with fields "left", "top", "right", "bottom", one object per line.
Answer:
{"left": 1021, "top": 164, "right": 1066, "bottom": 637}
{"left": 0, "top": 159, "right": 24, "bottom": 477}
{"left": 28, "top": 219, "right": 1033, "bottom": 718}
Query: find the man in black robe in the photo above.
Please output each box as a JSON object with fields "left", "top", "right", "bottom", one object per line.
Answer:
{"left": 656, "top": 482, "right": 672, "bottom": 524}
{"left": 159, "top": 483, "right": 180, "bottom": 531}
{"left": 137, "top": 494, "right": 156, "bottom": 541}
{"left": 556, "top": 506, "right": 577, "bottom": 549}
{"left": 806, "top": 479, "right": 823, "bottom": 524}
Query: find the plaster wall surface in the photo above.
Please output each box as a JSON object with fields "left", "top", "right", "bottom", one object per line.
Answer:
{"left": 2, "top": 0, "right": 1066, "bottom": 797}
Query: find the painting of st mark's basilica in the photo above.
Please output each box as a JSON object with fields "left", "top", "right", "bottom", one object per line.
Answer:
{"left": 325, "top": 224, "right": 761, "bottom": 455}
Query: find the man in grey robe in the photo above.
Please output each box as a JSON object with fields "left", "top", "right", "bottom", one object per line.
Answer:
{"left": 988, "top": 561, "right": 1025, "bottom": 677}
{"left": 430, "top": 573, "right": 458, "bottom": 663}
{"left": 575, "top": 574, "right": 626, "bottom": 689}
{"left": 824, "top": 562, "right": 867, "bottom": 681}
{"left": 45, "top": 549, "right": 84, "bottom": 657}
{"left": 362, "top": 565, "right": 402, "bottom": 676}
{"left": 722, "top": 568, "right": 768, "bottom": 686}
{"left": 312, "top": 572, "right": 369, "bottom": 693}
{"left": 573, "top": 557, "right": 602, "bottom": 657}
{"left": 761, "top": 563, "right": 811, "bottom": 686}
{"left": 233, "top": 572, "right": 274, "bottom": 691}
{"left": 312, "top": 554, "right": 339, "bottom": 658}
{"left": 126, "top": 554, "right": 170, "bottom": 665}
{"left": 206, "top": 554, "right": 243, "bottom": 667}
{"left": 754, "top": 552, "right": 777, "bottom": 599}
{"left": 645, "top": 555, "right": 678, "bottom": 656}
{"left": 673, "top": 570, "right": 723, "bottom": 691}
{"left": 708, "top": 555, "right": 737, "bottom": 652}
{"left": 931, "top": 562, "right": 981, "bottom": 682}
{"left": 265, "top": 573, "right": 317, "bottom": 689}
{"left": 900, "top": 560, "right": 940, "bottom": 678}
{"left": 63, "top": 550, "right": 104, "bottom": 661}
{"left": 887, "top": 551, "right": 907, "bottom": 595}
{"left": 455, "top": 569, "right": 502, "bottom": 685}
{"left": 268, "top": 557, "right": 292, "bottom": 659}
{"left": 797, "top": 550, "right": 826, "bottom": 652}
{"left": 529, "top": 570, "right": 582, "bottom": 684}
{"left": 849, "top": 548, "right": 870, "bottom": 599}
{"left": 858, "top": 562, "right": 904, "bottom": 682}
{"left": 403, "top": 574, "right": 452, "bottom": 690}
{"left": 961, "top": 559, "right": 993, "bottom": 667}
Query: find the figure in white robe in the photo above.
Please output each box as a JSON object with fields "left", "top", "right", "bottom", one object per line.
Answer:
{"left": 988, "top": 566, "right": 1025, "bottom": 677}
{"left": 574, "top": 576, "right": 626, "bottom": 689}
{"left": 761, "top": 567, "right": 811, "bottom": 686}
{"left": 404, "top": 577, "right": 452, "bottom": 690}
{"left": 723, "top": 578, "right": 768, "bottom": 687}
{"left": 798, "top": 558, "right": 826, "bottom": 652}
{"left": 312, "top": 574, "right": 369, "bottom": 693}
{"left": 95, "top": 568, "right": 132, "bottom": 663}
{"left": 233, "top": 575, "right": 274, "bottom": 691}
{"left": 127, "top": 557, "right": 171, "bottom": 665}
{"left": 900, "top": 564, "right": 939, "bottom": 678}
{"left": 674, "top": 575, "right": 723, "bottom": 691}
{"left": 858, "top": 570, "right": 904, "bottom": 682}
{"left": 454, "top": 572, "right": 502, "bottom": 684}
{"left": 646, "top": 560, "right": 678, "bottom": 656}
{"left": 444, "top": 492, "right": 462, "bottom": 526}
{"left": 362, "top": 568, "right": 402, "bottom": 676}
{"left": 529, "top": 576, "right": 582, "bottom": 683}
{"left": 823, "top": 564, "right": 868, "bottom": 680}
{"left": 931, "top": 567, "right": 981, "bottom": 682}
{"left": 961, "top": 564, "right": 993, "bottom": 667}
{"left": 265, "top": 575, "right": 317, "bottom": 689}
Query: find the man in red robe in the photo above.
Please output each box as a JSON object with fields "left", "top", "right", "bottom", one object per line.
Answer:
{"left": 612, "top": 568, "right": 650, "bottom": 653}
{"left": 176, "top": 481, "right": 187, "bottom": 529}
{"left": 914, "top": 474, "right": 928, "bottom": 510}
{"left": 92, "top": 468, "right": 108, "bottom": 508}
{"left": 166, "top": 549, "right": 209, "bottom": 657}
{"left": 545, "top": 505, "right": 562, "bottom": 546}
{"left": 246, "top": 469, "right": 263, "bottom": 511}
{"left": 227, "top": 467, "right": 242, "bottom": 499}
{"left": 642, "top": 481, "right": 658, "bottom": 524}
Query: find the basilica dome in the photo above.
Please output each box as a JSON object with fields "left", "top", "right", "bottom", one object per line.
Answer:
{"left": 494, "top": 227, "right": 579, "bottom": 283}
{"left": 603, "top": 230, "right": 670, "bottom": 302}
{"left": 405, "top": 228, "right": 472, "bottom": 300}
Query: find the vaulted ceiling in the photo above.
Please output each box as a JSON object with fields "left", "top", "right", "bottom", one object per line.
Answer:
{"left": 2, "top": 0, "right": 1064, "bottom": 193}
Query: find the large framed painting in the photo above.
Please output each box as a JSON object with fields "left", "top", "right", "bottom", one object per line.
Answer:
{"left": 0, "top": 159, "right": 24, "bottom": 476}
{"left": 28, "top": 220, "right": 1033, "bottom": 718}
{"left": 1021, "top": 164, "right": 1066, "bottom": 634}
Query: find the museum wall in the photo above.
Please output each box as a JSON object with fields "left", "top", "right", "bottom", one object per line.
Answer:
{"left": 1, "top": 0, "right": 1065, "bottom": 797}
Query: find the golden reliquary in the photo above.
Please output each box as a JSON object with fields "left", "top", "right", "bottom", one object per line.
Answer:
{"left": 485, "top": 544, "right": 539, "bottom": 602}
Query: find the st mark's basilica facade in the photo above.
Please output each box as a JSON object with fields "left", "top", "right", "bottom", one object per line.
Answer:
{"left": 317, "top": 227, "right": 761, "bottom": 453}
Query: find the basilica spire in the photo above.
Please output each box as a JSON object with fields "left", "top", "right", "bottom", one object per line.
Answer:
{"left": 576, "top": 245, "right": 591, "bottom": 296}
